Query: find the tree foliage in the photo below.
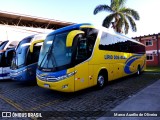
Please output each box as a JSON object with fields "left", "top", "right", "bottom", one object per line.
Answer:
{"left": 93, "top": 0, "right": 140, "bottom": 34}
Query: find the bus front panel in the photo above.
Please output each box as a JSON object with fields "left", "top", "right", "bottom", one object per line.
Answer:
{"left": 36, "top": 68, "right": 75, "bottom": 92}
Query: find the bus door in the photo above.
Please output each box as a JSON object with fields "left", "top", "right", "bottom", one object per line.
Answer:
{"left": 74, "top": 39, "right": 89, "bottom": 91}
{"left": 66, "top": 29, "right": 97, "bottom": 91}
{"left": 74, "top": 35, "right": 96, "bottom": 90}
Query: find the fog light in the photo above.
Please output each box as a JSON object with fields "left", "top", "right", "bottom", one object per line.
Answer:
{"left": 62, "top": 84, "right": 68, "bottom": 89}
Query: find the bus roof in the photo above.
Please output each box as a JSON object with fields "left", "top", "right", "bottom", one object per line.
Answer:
{"left": 48, "top": 23, "right": 92, "bottom": 36}
{"left": 16, "top": 34, "right": 47, "bottom": 50}
{"left": 21, "top": 33, "right": 47, "bottom": 42}
{"left": 47, "top": 23, "right": 145, "bottom": 46}
{"left": 22, "top": 34, "right": 35, "bottom": 40}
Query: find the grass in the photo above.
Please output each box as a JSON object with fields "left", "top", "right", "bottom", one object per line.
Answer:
{"left": 145, "top": 66, "right": 160, "bottom": 72}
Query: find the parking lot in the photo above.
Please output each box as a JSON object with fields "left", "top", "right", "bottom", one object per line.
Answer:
{"left": 0, "top": 72, "right": 160, "bottom": 120}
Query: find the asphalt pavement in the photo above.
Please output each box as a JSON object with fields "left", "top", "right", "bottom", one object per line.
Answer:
{"left": 0, "top": 73, "right": 160, "bottom": 120}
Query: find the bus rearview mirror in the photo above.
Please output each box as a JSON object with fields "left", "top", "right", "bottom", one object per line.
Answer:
{"left": 66, "top": 30, "right": 84, "bottom": 47}
{"left": 30, "top": 39, "right": 44, "bottom": 53}
{"left": 5, "top": 48, "right": 15, "bottom": 58}
{"left": 5, "top": 49, "right": 15, "bottom": 66}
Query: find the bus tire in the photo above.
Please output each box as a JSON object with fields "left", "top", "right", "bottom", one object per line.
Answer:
{"left": 137, "top": 65, "right": 141, "bottom": 75}
{"left": 97, "top": 71, "right": 107, "bottom": 89}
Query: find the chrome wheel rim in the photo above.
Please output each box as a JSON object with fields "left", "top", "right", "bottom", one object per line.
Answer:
{"left": 98, "top": 75, "right": 104, "bottom": 87}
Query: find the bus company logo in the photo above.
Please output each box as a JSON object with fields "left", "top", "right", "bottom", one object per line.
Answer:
{"left": 47, "top": 75, "right": 55, "bottom": 78}
{"left": 42, "top": 69, "right": 51, "bottom": 72}
{"left": 104, "top": 54, "right": 127, "bottom": 60}
{"left": 2, "top": 112, "right": 11, "bottom": 117}
{"left": 40, "top": 73, "right": 48, "bottom": 77}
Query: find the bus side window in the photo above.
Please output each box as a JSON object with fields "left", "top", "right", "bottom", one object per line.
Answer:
{"left": 75, "top": 28, "right": 98, "bottom": 64}
{"left": 27, "top": 46, "right": 41, "bottom": 65}
{"left": 32, "top": 46, "right": 41, "bottom": 63}
{"left": 0, "top": 53, "right": 5, "bottom": 67}
{"left": 119, "top": 42, "right": 128, "bottom": 52}
{"left": 76, "top": 39, "right": 87, "bottom": 60}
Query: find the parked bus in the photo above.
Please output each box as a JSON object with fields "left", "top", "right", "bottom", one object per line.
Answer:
{"left": 10, "top": 34, "right": 47, "bottom": 82}
{"left": 36, "top": 23, "right": 146, "bottom": 92}
{"left": 0, "top": 40, "right": 19, "bottom": 80}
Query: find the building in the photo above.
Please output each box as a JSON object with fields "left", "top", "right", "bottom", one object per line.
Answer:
{"left": 133, "top": 33, "right": 160, "bottom": 67}
{"left": 0, "top": 10, "right": 74, "bottom": 41}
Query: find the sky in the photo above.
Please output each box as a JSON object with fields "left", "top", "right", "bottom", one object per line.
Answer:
{"left": 0, "top": 0, "right": 160, "bottom": 39}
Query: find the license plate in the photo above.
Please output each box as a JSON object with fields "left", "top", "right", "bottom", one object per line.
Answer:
{"left": 44, "top": 84, "right": 50, "bottom": 88}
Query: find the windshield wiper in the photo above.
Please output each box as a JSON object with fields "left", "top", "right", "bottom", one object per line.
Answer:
{"left": 39, "top": 44, "right": 57, "bottom": 69}
{"left": 39, "top": 47, "right": 51, "bottom": 68}
{"left": 47, "top": 48, "right": 57, "bottom": 68}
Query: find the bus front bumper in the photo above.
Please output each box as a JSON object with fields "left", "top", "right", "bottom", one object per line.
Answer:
{"left": 10, "top": 70, "right": 28, "bottom": 81}
{"left": 37, "top": 77, "right": 75, "bottom": 92}
{"left": 10, "top": 68, "right": 35, "bottom": 81}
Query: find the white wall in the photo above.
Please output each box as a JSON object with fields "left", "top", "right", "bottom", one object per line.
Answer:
{"left": 0, "top": 24, "right": 53, "bottom": 42}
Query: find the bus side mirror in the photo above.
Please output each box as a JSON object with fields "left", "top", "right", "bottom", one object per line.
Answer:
{"left": 5, "top": 48, "right": 15, "bottom": 58}
{"left": 66, "top": 30, "right": 84, "bottom": 47}
{"left": 5, "top": 48, "right": 15, "bottom": 66}
{"left": 30, "top": 39, "right": 44, "bottom": 53}
{"left": 0, "top": 52, "right": 4, "bottom": 66}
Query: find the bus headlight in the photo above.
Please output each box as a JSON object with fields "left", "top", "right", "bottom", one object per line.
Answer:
{"left": 55, "top": 71, "right": 77, "bottom": 81}
{"left": 11, "top": 69, "right": 27, "bottom": 76}
{"left": 36, "top": 73, "right": 45, "bottom": 80}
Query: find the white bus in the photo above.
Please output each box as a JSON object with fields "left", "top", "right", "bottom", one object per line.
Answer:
{"left": 0, "top": 40, "right": 19, "bottom": 80}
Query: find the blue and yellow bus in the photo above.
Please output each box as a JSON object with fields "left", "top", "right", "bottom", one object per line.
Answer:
{"left": 10, "top": 34, "right": 46, "bottom": 82}
{"left": 36, "top": 23, "right": 146, "bottom": 92}
{"left": 0, "top": 40, "right": 19, "bottom": 80}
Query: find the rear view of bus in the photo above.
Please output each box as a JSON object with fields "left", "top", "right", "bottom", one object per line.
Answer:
{"left": 36, "top": 23, "right": 146, "bottom": 92}
{"left": 0, "top": 40, "right": 19, "bottom": 80}
{"left": 10, "top": 34, "right": 47, "bottom": 82}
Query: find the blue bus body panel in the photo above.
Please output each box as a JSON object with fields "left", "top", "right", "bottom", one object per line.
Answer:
{"left": 0, "top": 67, "right": 10, "bottom": 80}
{"left": 10, "top": 63, "right": 37, "bottom": 81}
{"left": 48, "top": 23, "right": 92, "bottom": 36}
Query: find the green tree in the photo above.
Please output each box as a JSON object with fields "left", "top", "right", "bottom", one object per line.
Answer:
{"left": 93, "top": 0, "right": 140, "bottom": 34}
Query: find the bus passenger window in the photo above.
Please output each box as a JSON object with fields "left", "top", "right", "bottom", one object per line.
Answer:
{"left": 76, "top": 39, "right": 87, "bottom": 60}
{"left": 74, "top": 28, "right": 98, "bottom": 65}
{"left": 27, "top": 46, "right": 41, "bottom": 65}
{"left": 119, "top": 43, "right": 128, "bottom": 52}
{"left": 87, "top": 35, "right": 96, "bottom": 57}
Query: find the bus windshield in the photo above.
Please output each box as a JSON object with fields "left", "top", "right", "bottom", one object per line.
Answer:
{"left": 38, "top": 28, "right": 98, "bottom": 72}
{"left": 11, "top": 38, "right": 32, "bottom": 69}
{"left": 38, "top": 32, "right": 72, "bottom": 71}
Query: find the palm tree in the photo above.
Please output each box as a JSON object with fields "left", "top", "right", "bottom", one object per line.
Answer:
{"left": 93, "top": 0, "right": 140, "bottom": 34}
